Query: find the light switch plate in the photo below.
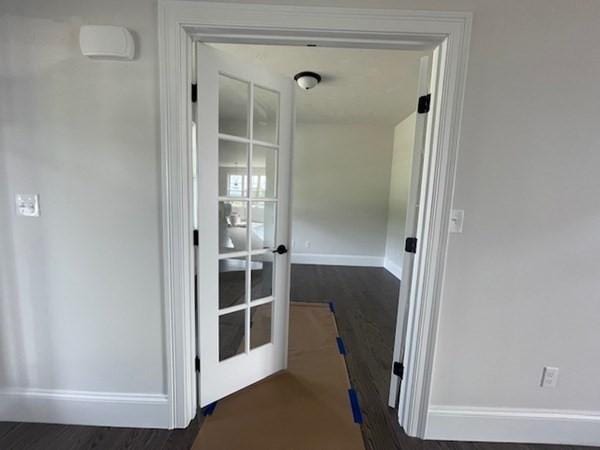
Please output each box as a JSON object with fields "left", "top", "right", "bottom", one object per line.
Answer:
{"left": 541, "top": 366, "right": 559, "bottom": 388}
{"left": 16, "top": 194, "right": 40, "bottom": 217}
{"left": 449, "top": 209, "right": 464, "bottom": 233}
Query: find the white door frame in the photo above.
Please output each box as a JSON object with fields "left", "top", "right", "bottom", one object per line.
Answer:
{"left": 158, "top": 0, "right": 472, "bottom": 435}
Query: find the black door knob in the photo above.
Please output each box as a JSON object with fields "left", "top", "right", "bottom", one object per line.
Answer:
{"left": 272, "top": 244, "right": 288, "bottom": 255}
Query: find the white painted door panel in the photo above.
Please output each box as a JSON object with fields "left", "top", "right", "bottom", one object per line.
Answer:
{"left": 388, "top": 55, "right": 432, "bottom": 408}
{"left": 196, "top": 43, "right": 294, "bottom": 407}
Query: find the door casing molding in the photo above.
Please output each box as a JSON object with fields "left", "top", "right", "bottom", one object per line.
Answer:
{"left": 158, "top": 0, "right": 471, "bottom": 435}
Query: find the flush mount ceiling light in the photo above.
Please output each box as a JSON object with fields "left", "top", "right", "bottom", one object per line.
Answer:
{"left": 294, "top": 71, "right": 321, "bottom": 90}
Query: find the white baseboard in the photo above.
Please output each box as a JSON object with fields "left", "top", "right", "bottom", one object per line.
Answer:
{"left": 0, "top": 387, "right": 171, "bottom": 428}
{"left": 291, "top": 252, "right": 384, "bottom": 267}
{"left": 383, "top": 258, "right": 402, "bottom": 279}
{"left": 427, "top": 405, "right": 600, "bottom": 447}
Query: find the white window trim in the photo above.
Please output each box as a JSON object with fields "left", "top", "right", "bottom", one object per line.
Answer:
{"left": 158, "top": 0, "right": 471, "bottom": 435}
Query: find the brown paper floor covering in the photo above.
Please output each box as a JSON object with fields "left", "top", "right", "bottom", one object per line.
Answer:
{"left": 192, "top": 302, "right": 365, "bottom": 450}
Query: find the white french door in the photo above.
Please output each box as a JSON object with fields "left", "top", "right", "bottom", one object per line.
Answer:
{"left": 195, "top": 43, "right": 294, "bottom": 407}
{"left": 388, "top": 55, "right": 433, "bottom": 409}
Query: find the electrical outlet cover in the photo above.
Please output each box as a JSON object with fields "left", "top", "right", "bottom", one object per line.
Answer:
{"left": 16, "top": 194, "right": 40, "bottom": 217}
{"left": 541, "top": 366, "right": 559, "bottom": 388}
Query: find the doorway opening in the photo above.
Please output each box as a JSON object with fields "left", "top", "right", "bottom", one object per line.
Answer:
{"left": 158, "top": 1, "right": 471, "bottom": 435}
{"left": 192, "top": 41, "right": 436, "bottom": 447}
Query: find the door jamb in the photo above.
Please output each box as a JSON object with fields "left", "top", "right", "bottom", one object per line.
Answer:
{"left": 158, "top": 0, "right": 472, "bottom": 436}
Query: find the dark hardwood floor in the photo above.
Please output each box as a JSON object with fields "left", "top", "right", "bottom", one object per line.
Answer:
{"left": 291, "top": 264, "right": 405, "bottom": 450}
{"left": 0, "top": 264, "right": 595, "bottom": 450}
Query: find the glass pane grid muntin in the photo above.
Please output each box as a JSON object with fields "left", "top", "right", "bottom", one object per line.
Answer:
{"left": 250, "top": 201, "right": 277, "bottom": 251}
{"left": 250, "top": 252, "right": 274, "bottom": 301}
{"left": 217, "top": 77, "right": 280, "bottom": 257}
{"left": 252, "top": 145, "right": 278, "bottom": 199}
{"left": 218, "top": 139, "right": 248, "bottom": 198}
{"left": 218, "top": 309, "right": 245, "bottom": 361}
{"left": 218, "top": 133, "right": 279, "bottom": 150}
{"left": 216, "top": 140, "right": 279, "bottom": 200}
{"left": 218, "top": 73, "right": 250, "bottom": 139}
{"left": 217, "top": 75, "right": 279, "bottom": 362}
{"left": 217, "top": 251, "right": 276, "bottom": 310}
{"left": 218, "top": 248, "right": 274, "bottom": 260}
{"left": 250, "top": 301, "right": 273, "bottom": 350}
{"left": 219, "top": 197, "right": 277, "bottom": 203}
{"left": 218, "top": 200, "right": 248, "bottom": 255}
{"left": 218, "top": 296, "right": 274, "bottom": 317}
{"left": 253, "top": 83, "right": 281, "bottom": 145}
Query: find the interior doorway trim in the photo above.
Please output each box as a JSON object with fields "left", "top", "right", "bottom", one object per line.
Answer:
{"left": 158, "top": 0, "right": 472, "bottom": 434}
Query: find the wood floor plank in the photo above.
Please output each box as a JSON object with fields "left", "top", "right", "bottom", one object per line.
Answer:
{"left": 0, "top": 423, "right": 67, "bottom": 450}
{"left": 0, "top": 422, "right": 22, "bottom": 442}
{"left": 162, "top": 416, "right": 203, "bottom": 450}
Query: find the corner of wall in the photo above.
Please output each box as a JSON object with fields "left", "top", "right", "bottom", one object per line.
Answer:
{"left": 383, "top": 257, "right": 402, "bottom": 280}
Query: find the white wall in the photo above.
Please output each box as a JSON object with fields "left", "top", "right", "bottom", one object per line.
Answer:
{"left": 384, "top": 113, "right": 416, "bottom": 279}
{"left": 3, "top": 0, "right": 600, "bottom": 443}
{"left": 0, "top": 0, "right": 169, "bottom": 427}
{"left": 291, "top": 122, "right": 394, "bottom": 266}
{"left": 425, "top": 0, "right": 600, "bottom": 442}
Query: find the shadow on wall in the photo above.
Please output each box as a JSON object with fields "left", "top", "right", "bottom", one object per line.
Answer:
{"left": 0, "top": 15, "right": 26, "bottom": 395}
{"left": 0, "top": 139, "right": 30, "bottom": 394}
{"left": 0, "top": 14, "right": 61, "bottom": 398}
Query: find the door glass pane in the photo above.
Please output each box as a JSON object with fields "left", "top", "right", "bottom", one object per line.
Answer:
{"left": 219, "top": 257, "right": 247, "bottom": 309}
{"left": 253, "top": 86, "right": 279, "bottom": 144}
{"left": 219, "top": 140, "right": 248, "bottom": 197}
{"left": 250, "top": 202, "right": 276, "bottom": 250}
{"left": 219, "top": 75, "right": 249, "bottom": 138}
{"left": 219, "top": 310, "right": 246, "bottom": 361}
{"left": 250, "top": 302, "right": 272, "bottom": 349}
{"left": 219, "top": 201, "right": 248, "bottom": 254}
{"left": 250, "top": 253, "right": 273, "bottom": 301}
{"left": 252, "top": 146, "right": 277, "bottom": 198}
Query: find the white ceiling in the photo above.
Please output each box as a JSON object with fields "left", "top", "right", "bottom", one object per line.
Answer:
{"left": 211, "top": 44, "right": 429, "bottom": 126}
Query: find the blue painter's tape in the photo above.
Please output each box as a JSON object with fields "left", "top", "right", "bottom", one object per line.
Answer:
{"left": 203, "top": 401, "right": 218, "bottom": 416}
{"left": 336, "top": 336, "right": 346, "bottom": 355}
{"left": 329, "top": 301, "right": 335, "bottom": 313}
{"left": 348, "top": 389, "right": 363, "bottom": 424}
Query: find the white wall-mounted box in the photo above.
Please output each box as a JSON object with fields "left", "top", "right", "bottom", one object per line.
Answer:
{"left": 79, "top": 25, "right": 134, "bottom": 60}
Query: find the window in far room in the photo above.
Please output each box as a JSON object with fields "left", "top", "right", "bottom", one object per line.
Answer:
{"left": 227, "top": 174, "right": 245, "bottom": 197}
{"left": 227, "top": 174, "right": 266, "bottom": 197}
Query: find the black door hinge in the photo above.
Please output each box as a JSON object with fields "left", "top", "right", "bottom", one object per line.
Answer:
{"left": 191, "top": 83, "right": 197, "bottom": 103}
{"left": 193, "top": 229, "right": 199, "bottom": 246}
{"left": 417, "top": 93, "right": 431, "bottom": 113}
{"left": 405, "top": 237, "right": 417, "bottom": 254}
{"left": 195, "top": 356, "right": 200, "bottom": 372}
{"left": 393, "top": 361, "right": 404, "bottom": 379}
